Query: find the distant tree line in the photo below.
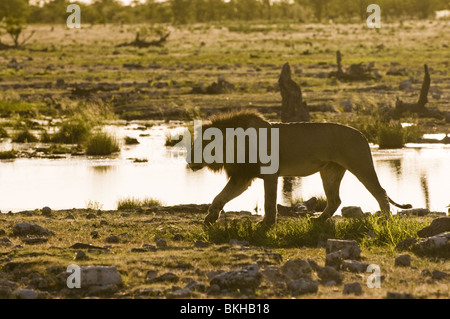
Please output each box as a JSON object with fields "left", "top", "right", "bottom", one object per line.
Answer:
{"left": 1, "top": 0, "right": 449, "bottom": 25}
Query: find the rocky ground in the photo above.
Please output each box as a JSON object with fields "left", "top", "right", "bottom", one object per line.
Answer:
{"left": 0, "top": 205, "right": 448, "bottom": 299}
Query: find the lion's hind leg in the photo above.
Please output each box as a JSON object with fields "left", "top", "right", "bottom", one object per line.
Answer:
{"left": 204, "top": 176, "right": 253, "bottom": 225}
{"left": 318, "top": 162, "right": 346, "bottom": 220}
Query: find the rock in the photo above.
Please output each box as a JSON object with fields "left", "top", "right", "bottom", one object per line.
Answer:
{"left": 41, "top": 206, "right": 52, "bottom": 217}
{"left": 432, "top": 270, "right": 447, "bottom": 280}
{"left": 341, "top": 260, "right": 368, "bottom": 273}
{"left": 411, "top": 232, "right": 449, "bottom": 257}
{"left": 75, "top": 250, "right": 89, "bottom": 261}
{"left": 210, "top": 264, "right": 262, "bottom": 291}
{"left": 86, "top": 213, "right": 97, "bottom": 219}
{"left": 0, "top": 229, "right": 5, "bottom": 236}
{"left": 155, "top": 238, "right": 167, "bottom": 248}
{"left": 229, "top": 239, "right": 249, "bottom": 247}
{"left": 22, "top": 237, "right": 48, "bottom": 245}
{"left": 0, "top": 279, "right": 17, "bottom": 298}
{"left": 12, "top": 288, "right": 38, "bottom": 299}
{"left": 395, "top": 238, "right": 418, "bottom": 251}
{"left": 395, "top": 254, "right": 411, "bottom": 267}
{"left": 184, "top": 280, "right": 207, "bottom": 293}
{"left": 90, "top": 231, "right": 99, "bottom": 239}
{"left": 12, "top": 222, "right": 54, "bottom": 237}
{"left": 280, "top": 259, "right": 313, "bottom": 280}
{"left": 398, "top": 208, "right": 430, "bottom": 217}
{"left": 0, "top": 237, "right": 12, "bottom": 247}
{"left": 148, "top": 272, "right": 179, "bottom": 284}
{"left": 417, "top": 217, "right": 450, "bottom": 238}
{"left": 288, "top": 278, "right": 319, "bottom": 295}
{"left": 317, "top": 266, "right": 343, "bottom": 284}
{"left": 261, "top": 265, "right": 285, "bottom": 283}
{"left": 207, "top": 284, "right": 221, "bottom": 295}
{"left": 326, "top": 239, "right": 361, "bottom": 260}
{"left": 325, "top": 250, "right": 343, "bottom": 269}
{"left": 81, "top": 266, "right": 122, "bottom": 290}
{"left": 303, "top": 197, "right": 318, "bottom": 211}
{"left": 341, "top": 206, "right": 364, "bottom": 219}
{"left": 65, "top": 214, "right": 75, "bottom": 220}
{"left": 386, "top": 292, "right": 414, "bottom": 299}
{"left": 307, "top": 259, "right": 321, "bottom": 272}
{"left": 343, "top": 282, "right": 362, "bottom": 295}
{"left": 194, "top": 240, "right": 210, "bottom": 248}
{"left": 340, "top": 100, "right": 354, "bottom": 112}
{"left": 167, "top": 288, "right": 191, "bottom": 299}
{"left": 105, "top": 235, "right": 120, "bottom": 244}
{"left": 142, "top": 244, "right": 157, "bottom": 252}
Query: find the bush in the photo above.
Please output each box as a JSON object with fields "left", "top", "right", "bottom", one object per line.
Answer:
{"left": 0, "top": 149, "right": 17, "bottom": 159}
{"left": 13, "top": 129, "right": 38, "bottom": 143}
{"left": 52, "top": 118, "right": 92, "bottom": 144}
{"left": 86, "top": 131, "right": 120, "bottom": 156}
{"left": 117, "top": 197, "right": 162, "bottom": 210}
{"left": 377, "top": 122, "right": 404, "bottom": 149}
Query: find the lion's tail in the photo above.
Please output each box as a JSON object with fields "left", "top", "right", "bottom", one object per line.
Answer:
{"left": 388, "top": 196, "right": 412, "bottom": 209}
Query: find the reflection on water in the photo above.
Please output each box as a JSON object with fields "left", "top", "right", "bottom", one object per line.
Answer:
{"left": 0, "top": 124, "right": 449, "bottom": 214}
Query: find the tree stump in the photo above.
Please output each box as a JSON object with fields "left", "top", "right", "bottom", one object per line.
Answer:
{"left": 278, "top": 62, "right": 310, "bottom": 123}
{"left": 395, "top": 64, "right": 444, "bottom": 120}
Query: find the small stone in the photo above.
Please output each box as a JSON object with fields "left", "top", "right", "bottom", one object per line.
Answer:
{"left": 86, "top": 213, "right": 97, "bottom": 219}
{"left": 155, "top": 238, "right": 167, "bottom": 248}
{"left": 148, "top": 272, "right": 179, "bottom": 283}
{"left": 22, "top": 237, "right": 48, "bottom": 245}
{"left": 325, "top": 251, "right": 343, "bottom": 269}
{"left": 431, "top": 270, "right": 447, "bottom": 280}
{"left": 65, "top": 214, "right": 75, "bottom": 220}
{"left": 81, "top": 266, "right": 122, "bottom": 290}
{"left": 91, "top": 231, "right": 99, "bottom": 239}
{"left": 421, "top": 269, "right": 432, "bottom": 277}
{"left": 412, "top": 232, "right": 450, "bottom": 258}
{"left": 194, "top": 240, "right": 210, "bottom": 248}
{"left": 12, "top": 222, "right": 54, "bottom": 237}
{"left": 395, "top": 254, "right": 411, "bottom": 267}
{"left": 0, "top": 237, "right": 12, "bottom": 246}
{"left": 75, "top": 250, "right": 89, "bottom": 261}
{"left": 210, "top": 264, "right": 261, "bottom": 291}
{"left": 341, "top": 260, "right": 368, "bottom": 273}
{"left": 0, "top": 229, "right": 5, "bottom": 236}
{"left": 280, "top": 259, "right": 312, "bottom": 280}
{"left": 13, "top": 288, "right": 38, "bottom": 299}
{"left": 341, "top": 206, "right": 364, "bottom": 219}
{"left": 207, "top": 284, "right": 221, "bottom": 295}
{"left": 41, "top": 206, "right": 52, "bottom": 217}
{"left": 343, "top": 282, "right": 362, "bottom": 295}
{"left": 288, "top": 279, "right": 319, "bottom": 295}
{"left": 105, "top": 235, "right": 120, "bottom": 244}
{"left": 142, "top": 244, "right": 157, "bottom": 251}
{"left": 317, "top": 266, "right": 344, "bottom": 284}
{"left": 398, "top": 208, "right": 430, "bottom": 217}
{"left": 395, "top": 238, "right": 418, "bottom": 251}
{"left": 386, "top": 292, "right": 414, "bottom": 299}
{"left": 167, "top": 288, "right": 190, "bottom": 299}
{"left": 326, "top": 239, "right": 361, "bottom": 260}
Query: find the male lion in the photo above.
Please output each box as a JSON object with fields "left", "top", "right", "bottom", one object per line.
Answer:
{"left": 187, "top": 110, "right": 411, "bottom": 226}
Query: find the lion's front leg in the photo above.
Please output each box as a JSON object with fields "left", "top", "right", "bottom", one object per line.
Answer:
{"left": 261, "top": 174, "right": 278, "bottom": 226}
{"left": 204, "top": 176, "right": 253, "bottom": 225}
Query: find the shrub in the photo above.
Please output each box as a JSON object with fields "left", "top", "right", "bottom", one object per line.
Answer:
{"left": 0, "top": 149, "right": 17, "bottom": 159}
{"left": 13, "top": 129, "right": 38, "bottom": 143}
{"left": 377, "top": 122, "right": 404, "bottom": 149}
{"left": 52, "top": 118, "right": 92, "bottom": 144}
{"left": 86, "top": 131, "right": 120, "bottom": 156}
{"left": 0, "top": 127, "right": 8, "bottom": 138}
{"left": 117, "top": 197, "right": 162, "bottom": 210}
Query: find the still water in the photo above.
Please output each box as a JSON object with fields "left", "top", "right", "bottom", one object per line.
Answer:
{"left": 0, "top": 123, "right": 449, "bottom": 214}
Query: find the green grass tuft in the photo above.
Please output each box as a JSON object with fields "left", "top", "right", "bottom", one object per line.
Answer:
{"left": 117, "top": 196, "right": 163, "bottom": 210}
{"left": 86, "top": 131, "right": 120, "bottom": 156}
{"left": 201, "top": 215, "right": 427, "bottom": 248}
{"left": 52, "top": 118, "right": 92, "bottom": 144}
